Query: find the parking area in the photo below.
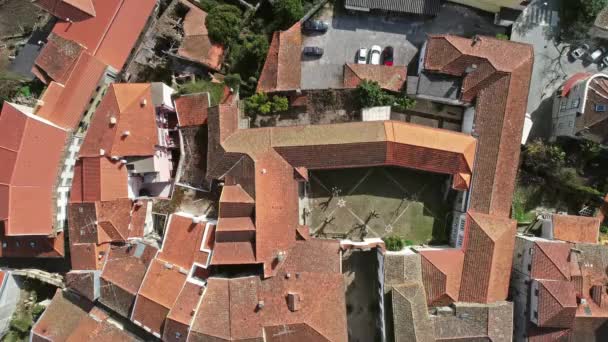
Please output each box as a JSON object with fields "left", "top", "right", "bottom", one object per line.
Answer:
{"left": 301, "top": 3, "right": 507, "bottom": 90}
{"left": 301, "top": 7, "right": 419, "bottom": 89}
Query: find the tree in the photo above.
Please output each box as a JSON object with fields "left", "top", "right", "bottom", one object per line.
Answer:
{"left": 205, "top": 5, "right": 242, "bottom": 45}
{"left": 242, "top": 33, "right": 270, "bottom": 64}
{"left": 273, "top": 0, "right": 304, "bottom": 30}
{"left": 245, "top": 92, "right": 289, "bottom": 115}
{"left": 394, "top": 96, "right": 416, "bottom": 112}
{"left": 356, "top": 80, "right": 393, "bottom": 108}
{"left": 224, "top": 74, "right": 242, "bottom": 90}
{"left": 522, "top": 139, "right": 566, "bottom": 174}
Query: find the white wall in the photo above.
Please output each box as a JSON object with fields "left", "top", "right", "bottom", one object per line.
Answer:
{"left": 0, "top": 273, "right": 20, "bottom": 336}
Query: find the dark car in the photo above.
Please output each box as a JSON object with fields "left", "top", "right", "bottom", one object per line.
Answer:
{"left": 382, "top": 46, "right": 394, "bottom": 66}
{"left": 302, "top": 20, "right": 329, "bottom": 33}
{"left": 303, "top": 46, "right": 324, "bottom": 57}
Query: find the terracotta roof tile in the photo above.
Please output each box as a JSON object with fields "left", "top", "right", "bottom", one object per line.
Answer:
{"left": 537, "top": 279, "right": 577, "bottom": 328}
{"left": 532, "top": 241, "right": 572, "bottom": 281}
{"left": 343, "top": 64, "right": 407, "bottom": 92}
{"left": 72, "top": 157, "right": 129, "bottom": 202}
{"left": 164, "top": 281, "right": 204, "bottom": 337}
{"left": 35, "top": 51, "right": 107, "bottom": 130}
{"left": 100, "top": 243, "right": 157, "bottom": 295}
{"left": 420, "top": 249, "right": 464, "bottom": 306}
{"left": 459, "top": 210, "right": 516, "bottom": 303}
{"left": 131, "top": 258, "right": 187, "bottom": 335}
{"left": 257, "top": 23, "right": 302, "bottom": 93}
{"left": 31, "top": 290, "right": 93, "bottom": 341}
{"left": 157, "top": 213, "right": 211, "bottom": 269}
{"left": 35, "top": 0, "right": 96, "bottom": 21}
{"left": 34, "top": 33, "right": 84, "bottom": 84}
{"left": 551, "top": 214, "right": 600, "bottom": 244}
{"left": 424, "top": 35, "right": 533, "bottom": 217}
{"left": 174, "top": 93, "right": 210, "bottom": 127}
{"left": 51, "top": 0, "right": 156, "bottom": 70}
{"left": 192, "top": 239, "right": 346, "bottom": 341}
{"left": 80, "top": 84, "right": 158, "bottom": 158}
{"left": 0, "top": 103, "right": 68, "bottom": 236}
{"left": 211, "top": 241, "right": 257, "bottom": 265}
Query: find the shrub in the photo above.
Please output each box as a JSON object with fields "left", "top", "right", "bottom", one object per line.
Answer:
{"left": 224, "top": 74, "right": 242, "bottom": 90}
{"left": 205, "top": 5, "right": 242, "bottom": 45}
{"left": 10, "top": 316, "right": 32, "bottom": 334}
{"left": 32, "top": 304, "right": 46, "bottom": 320}
{"left": 600, "top": 225, "right": 608, "bottom": 234}
{"left": 273, "top": 0, "right": 304, "bottom": 30}
{"left": 495, "top": 33, "right": 509, "bottom": 40}
{"left": 245, "top": 92, "right": 289, "bottom": 115}
{"left": 383, "top": 235, "right": 406, "bottom": 251}
{"left": 394, "top": 96, "right": 416, "bottom": 112}
{"left": 356, "top": 80, "right": 394, "bottom": 108}
{"left": 523, "top": 139, "right": 566, "bottom": 174}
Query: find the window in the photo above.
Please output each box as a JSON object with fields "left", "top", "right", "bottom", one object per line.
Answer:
{"left": 533, "top": 311, "right": 538, "bottom": 319}
{"left": 569, "top": 120, "right": 574, "bottom": 127}
{"left": 527, "top": 264, "right": 531, "bottom": 271}
{"left": 596, "top": 104, "right": 606, "bottom": 112}
{"left": 534, "top": 289, "right": 539, "bottom": 296}
{"left": 560, "top": 100, "right": 567, "bottom": 111}
{"left": 572, "top": 98, "right": 581, "bottom": 108}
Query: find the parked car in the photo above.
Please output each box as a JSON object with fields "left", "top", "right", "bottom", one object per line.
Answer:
{"left": 357, "top": 48, "right": 368, "bottom": 64}
{"left": 369, "top": 45, "right": 382, "bottom": 65}
{"left": 303, "top": 46, "right": 324, "bottom": 57}
{"left": 588, "top": 47, "right": 605, "bottom": 63}
{"left": 571, "top": 44, "right": 589, "bottom": 60}
{"left": 382, "top": 46, "right": 394, "bottom": 66}
{"left": 302, "top": 20, "right": 329, "bottom": 33}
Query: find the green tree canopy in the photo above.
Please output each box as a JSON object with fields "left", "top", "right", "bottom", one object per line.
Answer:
{"left": 205, "top": 4, "right": 242, "bottom": 45}
{"left": 245, "top": 92, "right": 289, "bottom": 115}
{"left": 273, "top": 0, "right": 304, "bottom": 30}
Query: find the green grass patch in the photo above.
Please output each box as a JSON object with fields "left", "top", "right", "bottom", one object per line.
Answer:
{"left": 308, "top": 167, "right": 449, "bottom": 244}
{"left": 178, "top": 80, "right": 225, "bottom": 106}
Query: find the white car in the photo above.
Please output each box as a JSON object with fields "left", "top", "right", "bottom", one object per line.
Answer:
{"left": 357, "top": 48, "right": 368, "bottom": 64}
{"left": 369, "top": 45, "right": 382, "bottom": 65}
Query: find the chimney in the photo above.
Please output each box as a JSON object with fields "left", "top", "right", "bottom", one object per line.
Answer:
{"left": 134, "top": 201, "right": 143, "bottom": 207}
{"left": 99, "top": 149, "right": 105, "bottom": 156}
{"left": 287, "top": 292, "right": 301, "bottom": 312}
{"left": 111, "top": 156, "right": 119, "bottom": 161}
{"left": 110, "top": 116, "right": 117, "bottom": 125}
{"left": 122, "top": 130, "right": 130, "bottom": 137}
{"left": 256, "top": 300, "right": 265, "bottom": 311}
{"left": 141, "top": 99, "right": 147, "bottom": 107}
{"left": 120, "top": 159, "right": 127, "bottom": 164}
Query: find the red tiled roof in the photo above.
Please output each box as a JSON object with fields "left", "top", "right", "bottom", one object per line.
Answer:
{"left": 191, "top": 240, "right": 346, "bottom": 342}
{"left": 70, "top": 243, "right": 108, "bottom": 270}
{"left": 51, "top": 0, "right": 156, "bottom": 71}
{"left": 209, "top": 105, "right": 477, "bottom": 276}
{"left": 35, "top": 51, "right": 107, "bottom": 130}
{"left": 177, "top": 1, "right": 225, "bottom": 71}
{"left": 420, "top": 249, "right": 464, "bottom": 306}
{"left": 163, "top": 281, "right": 204, "bottom": 341}
{"left": 424, "top": 35, "right": 533, "bottom": 218}
{"left": 0, "top": 103, "right": 68, "bottom": 236}
{"left": 71, "top": 157, "right": 129, "bottom": 203}
{"left": 551, "top": 214, "right": 600, "bottom": 244}
{"left": 561, "top": 72, "right": 592, "bottom": 97}
{"left": 532, "top": 241, "right": 572, "bottom": 281}
{"left": 35, "top": 0, "right": 96, "bottom": 21}
{"left": 537, "top": 279, "right": 577, "bottom": 328}
{"left": 211, "top": 240, "right": 257, "bottom": 265}
{"left": 131, "top": 258, "right": 187, "bottom": 336}
{"left": 257, "top": 23, "right": 302, "bottom": 93}
{"left": 33, "top": 33, "right": 84, "bottom": 84}
{"left": 101, "top": 243, "right": 157, "bottom": 295}
{"left": 80, "top": 84, "right": 158, "bottom": 158}
{"left": 174, "top": 93, "right": 210, "bottom": 127}
{"left": 343, "top": 64, "right": 407, "bottom": 92}
{"left": 157, "top": 213, "right": 211, "bottom": 269}
{"left": 459, "top": 210, "right": 516, "bottom": 303}
{"left": 32, "top": 289, "right": 137, "bottom": 342}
